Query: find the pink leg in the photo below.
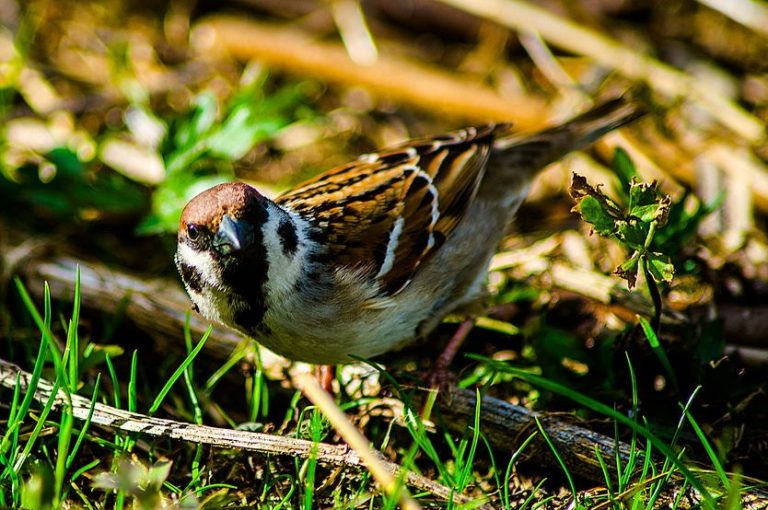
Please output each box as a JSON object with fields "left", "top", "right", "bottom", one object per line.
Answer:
{"left": 428, "top": 318, "right": 475, "bottom": 390}
{"left": 315, "top": 364, "right": 336, "bottom": 393}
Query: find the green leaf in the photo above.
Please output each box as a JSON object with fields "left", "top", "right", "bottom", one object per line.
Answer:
{"left": 46, "top": 148, "right": 83, "bottom": 176}
{"left": 175, "top": 93, "right": 218, "bottom": 151}
{"left": 629, "top": 203, "right": 660, "bottom": 223}
{"left": 646, "top": 252, "right": 674, "bottom": 283}
{"left": 628, "top": 180, "right": 671, "bottom": 225}
{"left": 615, "top": 253, "right": 639, "bottom": 288}
{"left": 141, "top": 78, "right": 310, "bottom": 235}
{"left": 206, "top": 108, "right": 287, "bottom": 160}
{"left": 628, "top": 181, "right": 657, "bottom": 218}
{"left": 205, "top": 83, "right": 303, "bottom": 160}
{"left": 616, "top": 220, "right": 648, "bottom": 251}
{"left": 576, "top": 195, "right": 615, "bottom": 235}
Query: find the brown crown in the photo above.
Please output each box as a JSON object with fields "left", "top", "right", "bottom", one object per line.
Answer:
{"left": 179, "top": 182, "right": 264, "bottom": 233}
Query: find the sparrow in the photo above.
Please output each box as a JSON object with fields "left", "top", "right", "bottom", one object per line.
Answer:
{"left": 175, "top": 98, "right": 644, "bottom": 365}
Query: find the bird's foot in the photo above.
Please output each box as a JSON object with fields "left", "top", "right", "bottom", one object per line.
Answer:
{"left": 425, "top": 318, "right": 475, "bottom": 401}
{"left": 314, "top": 364, "right": 336, "bottom": 394}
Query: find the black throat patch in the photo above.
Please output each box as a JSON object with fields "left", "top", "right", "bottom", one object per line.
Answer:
{"left": 219, "top": 209, "right": 271, "bottom": 337}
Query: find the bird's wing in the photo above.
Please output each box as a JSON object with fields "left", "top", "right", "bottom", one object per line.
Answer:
{"left": 277, "top": 124, "right": 510, "bottom": 295}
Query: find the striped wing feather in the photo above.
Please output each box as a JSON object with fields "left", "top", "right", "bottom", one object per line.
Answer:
{"left": 277, "top": 124, "right": 509, "bottom": 295}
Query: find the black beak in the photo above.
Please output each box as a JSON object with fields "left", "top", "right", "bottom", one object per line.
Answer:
{"left": 213, "top": 215, "right": 254, "bottom": 254}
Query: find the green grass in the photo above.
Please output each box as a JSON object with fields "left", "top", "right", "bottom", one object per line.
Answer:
{"left": 466, "top": 352, "right": 748, "bottom": 509}
{"left": 0, "top": 61, "right": 762, "bottom": 509}
{"left": 1, "top": 276, "right": 237, "bottom": 508}
{"left": 1, "top": 131, "right": 763, "bottom": 507}
{"left": 2, "top": 2, "right": 767, "bottom": 507}
{"left": 1, "top": 270, "right": 763, "bottom": 508}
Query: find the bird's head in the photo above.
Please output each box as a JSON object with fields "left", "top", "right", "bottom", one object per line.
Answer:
{"left": 177, "top": 182, "right": 267, "bottom": 260}
{"left": 175, "top": 182, "right": 278, "bottom": 330}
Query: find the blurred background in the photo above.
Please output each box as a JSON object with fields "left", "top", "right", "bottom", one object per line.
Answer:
{"left": 1, "top": 0, "right": 766, "bottom": 255}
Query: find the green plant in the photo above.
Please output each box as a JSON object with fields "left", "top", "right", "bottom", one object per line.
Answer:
{"left": 569, "top": 147, "right": 715, "bottom": 329}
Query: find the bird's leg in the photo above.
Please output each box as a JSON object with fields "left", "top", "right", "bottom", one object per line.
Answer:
{"left": 428, "top": 318, "right": 475, "bottom": 392}
{"left": 315, "top": 364, "right": 336, "bottom": 393}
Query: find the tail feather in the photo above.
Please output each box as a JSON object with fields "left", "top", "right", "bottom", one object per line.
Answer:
{"left": 493, "top": 96, "right": 646, "bottom": 174}
{"left": 554, "top": 96, "right": 646, "bottom": 146}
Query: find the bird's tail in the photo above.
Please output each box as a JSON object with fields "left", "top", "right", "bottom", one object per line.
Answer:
{"left": 493, "top": 96, "right": 646, "bottom": 174}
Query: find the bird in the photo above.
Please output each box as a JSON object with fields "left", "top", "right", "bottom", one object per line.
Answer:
{"left": 175, "top": 98, "right": 644, "bottom": 376}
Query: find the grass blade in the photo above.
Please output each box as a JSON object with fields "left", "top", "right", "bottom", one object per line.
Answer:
{"left": 148, "top": 325, "right": 212, "bottom": 416}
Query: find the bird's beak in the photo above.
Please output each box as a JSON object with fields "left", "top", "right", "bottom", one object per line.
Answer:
{"left": 213, "top": 215, "right": 254, "bottom": 254}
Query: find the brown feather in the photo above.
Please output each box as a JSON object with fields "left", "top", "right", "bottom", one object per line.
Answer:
{"left": 277, "top": 124, "right": 510, "bottom": 295}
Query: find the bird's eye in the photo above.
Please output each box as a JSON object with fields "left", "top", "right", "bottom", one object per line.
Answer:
{"left": 187, "top": 224, "right": 201, "bottom": 240}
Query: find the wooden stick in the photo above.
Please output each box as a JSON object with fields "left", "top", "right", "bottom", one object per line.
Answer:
{"left": 416, "top": 388, "right": 636, "bottom": 482}
{"left": 193, "top": 16, "right": 548, "bottom": 129}
{"left": 418, "top": 389, "right": 768, "bottom": 508}
{"left": 0, "top": 358, "right": 472, "bottom": 506}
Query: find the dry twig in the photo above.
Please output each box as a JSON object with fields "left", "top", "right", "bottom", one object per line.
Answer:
{"left": 193, "top": 16, "right": 547, "bottom": 128}
{"left": 419, "top": 389, "right": 768, "bottom": 508}
{"left": 435, "top": 0, "right": 765, "bottom": 143}
{"left": 0, "top": 358, "right": 472, "bottom": 507}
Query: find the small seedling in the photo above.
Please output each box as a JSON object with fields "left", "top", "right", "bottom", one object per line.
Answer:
{"left": 568, "top": 148, "right": 715, "bottom": 330}
{"left": 569, "top": 172, "right": 673, "bottom": 290}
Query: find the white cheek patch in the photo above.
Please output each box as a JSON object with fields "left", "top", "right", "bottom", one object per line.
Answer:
{"left": 176, "top": 245, "right": 233, "bottom": 325}
{"left": 177, "top": 242, "right": 221, "bottom": 288}
{"left": 261, "top": 208, "right": 310, "bottom": 297}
